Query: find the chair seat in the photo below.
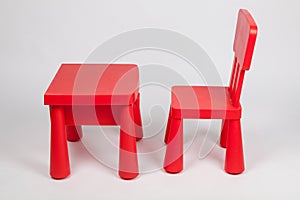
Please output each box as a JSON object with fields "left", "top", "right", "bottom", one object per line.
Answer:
{"left": 171, "top": 86, "right": 241, "bottom": 119}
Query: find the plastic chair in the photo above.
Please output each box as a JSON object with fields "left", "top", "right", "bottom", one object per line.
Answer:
{"left": 164, "top": 9, "right": 258, "bottom": 174}
{"left": 44, "top": 64, "right": 143, "bottom": 180}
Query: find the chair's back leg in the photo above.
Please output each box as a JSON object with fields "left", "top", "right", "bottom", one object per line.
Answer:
{"left": 225, "top": 119, "right": 245, "bottom": 174}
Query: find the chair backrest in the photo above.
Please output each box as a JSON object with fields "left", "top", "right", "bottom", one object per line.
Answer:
{"left": 229, "top": 9, "right": 258, "bottom": 106}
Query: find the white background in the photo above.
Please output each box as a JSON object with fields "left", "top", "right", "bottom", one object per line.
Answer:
{"left": 1, "top": 0, "right": 300, "bottom": 199}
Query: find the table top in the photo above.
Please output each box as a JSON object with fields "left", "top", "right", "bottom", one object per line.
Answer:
{"left": 44, "top": 64, "right": 139, "bottom": 105}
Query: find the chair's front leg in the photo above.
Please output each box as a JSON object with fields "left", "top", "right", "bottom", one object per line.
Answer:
{"left": 118, "top": 105, "right": 139, "bottom": 180}
{"left": 66, "top": 125, "right": 83, "bottom": 142}
{"left": 164, "top": 108, "right": 172, "bottom": 144}
{"left": 164, "top": 117, "right": 183, "bottom": 173}
{"left": 225, "top": 119, "right": 245, "bottom": 174}
{"left": 49, "top": 106, "right": 70, "bottom": 179}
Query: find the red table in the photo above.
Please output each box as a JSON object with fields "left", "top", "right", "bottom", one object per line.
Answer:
{"left": 44, "top": 64, "right": 143, "bottom": 180}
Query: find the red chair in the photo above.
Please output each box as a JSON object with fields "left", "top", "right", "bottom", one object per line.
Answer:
{"left": 164, "top": 9, "right": 258, "bottom": 174}
{"left": 44, "top": 64, "right": 143, "bottom": 180}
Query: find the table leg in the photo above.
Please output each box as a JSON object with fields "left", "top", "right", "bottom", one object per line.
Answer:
{"left": 133, "top": 93, "right": 143, "bottom": 141}
{"left": 118, "top": 105, "right": 139, "bottom": 180}
{"left": 66, "top": 125, "right": 83, "bottom": 142}
{"left": 49, "top": 106, "right": 70, "bottom": 179}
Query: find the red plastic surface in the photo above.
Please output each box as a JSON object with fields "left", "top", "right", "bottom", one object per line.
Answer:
{"left": 45, "top": 63, "right": 142, "bottom": 180}
{"left": 49, "top": 106, "right": 70, "bottom": 179}
{"left": 44, "top": 64, "right": 139, "bottom": 105}
{"left": 164, "top": 9, "right": 257, "bottom": 175}
{"left": 171, "top": 86, "right": 241, "bottom": 119}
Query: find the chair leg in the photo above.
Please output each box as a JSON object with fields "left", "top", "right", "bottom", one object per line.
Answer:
{"left": 118, "top": 105, "right": 139, "bottom": 180}
{"left": 49, "top": 106, "right": 70, "bottom": 179}
{"left": 164, "top": 117, "right": 183, "bottom": 173}
{"left": 66, "top": 126, "right": 83, "bottom": 142}
{"left": 220, "top": 120, "right": 230, "bottom": 148}
{"left": 133, "top": 93, "right": 143, "bottom": 141}
{"left": 225, "top": 119, "right": 245, "bottom": 174}
{"left": 164, "top": 108, "right": 172, "bottom": 144}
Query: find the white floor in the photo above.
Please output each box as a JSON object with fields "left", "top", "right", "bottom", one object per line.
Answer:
{"left": 1, "top": 110, "right": 299, "bottom": 200}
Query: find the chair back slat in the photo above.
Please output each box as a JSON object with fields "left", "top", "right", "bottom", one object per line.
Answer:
{"left": 229, "top": 9, "right": 257, "bottom": 106}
